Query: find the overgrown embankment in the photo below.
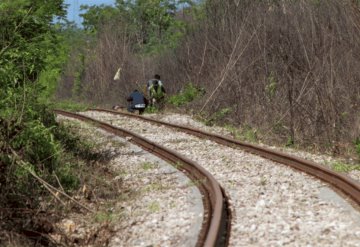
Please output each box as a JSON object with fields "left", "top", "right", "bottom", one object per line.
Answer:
{"left": 59, "top": 0, "right": 359, "bottom": 156}
{"left": 0, "top": 1, "right": 110, "bottom": 245}
{"left": 170, "top": 0, "right": 360, "bottom": 153}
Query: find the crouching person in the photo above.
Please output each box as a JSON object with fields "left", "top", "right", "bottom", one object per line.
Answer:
{"left": 127, "top": 89, "right": 148, "bottom": 115}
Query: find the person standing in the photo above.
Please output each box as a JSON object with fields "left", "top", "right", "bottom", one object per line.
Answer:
{"left": 149, "top": 79, "right": 166, "bottom": 109}
{"left": 146, "top": 74, "right": 163, "bottom": 97}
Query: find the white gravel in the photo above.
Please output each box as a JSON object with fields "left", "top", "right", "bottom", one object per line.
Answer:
{"left": 150, "top": 113, "right": 360, "bottom": 182}
{"left": 82, "top": 111, "right": 360, "bottom": 247}
{"left": 57, "top": 116, "right": 203, "bottom": 247}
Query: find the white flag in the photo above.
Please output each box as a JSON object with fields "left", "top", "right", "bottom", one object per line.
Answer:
{"left": 113, "top": 67, "right": 121, "bottom": 80}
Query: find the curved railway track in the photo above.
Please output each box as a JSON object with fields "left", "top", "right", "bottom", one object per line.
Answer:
{"left": 55, "top": 109, "right": 360, "bottom": 246}
{"left": 89, "top": 108, "right": 360, "bottom": 206}
{"left": 54, "top": 109, "right": 230, "bottom": 247}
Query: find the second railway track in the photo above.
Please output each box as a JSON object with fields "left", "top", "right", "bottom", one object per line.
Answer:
{"left": 56, "top": 109, "right": 360, "bottom": 246}
{"left": 55, "top": 110, "right": 230, "bottom": 247}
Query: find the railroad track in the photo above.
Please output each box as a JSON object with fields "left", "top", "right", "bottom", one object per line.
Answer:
{"left": 55, "top": 109, "right": 360, "bottom": 246}
{"left": 88, "top": 108, "right": 360, "bottom": 206}
{"left": 55, "top": 109, "right": 230, "bottom": 247}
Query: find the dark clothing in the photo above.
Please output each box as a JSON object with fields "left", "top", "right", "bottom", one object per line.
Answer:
{"left": 127, "top": 90, "right": 148, "bottom": 114}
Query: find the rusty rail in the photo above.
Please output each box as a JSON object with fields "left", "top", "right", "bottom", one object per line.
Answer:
{"left": 55, "top": 109, "right": 228, "bottom": 247}
{"left": 90, "top": 108, "right": 360, "bottom": 206}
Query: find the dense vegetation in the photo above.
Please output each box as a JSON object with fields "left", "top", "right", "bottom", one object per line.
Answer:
{"left": 174, "top": 0, "right": 360, "bottom": 151}
{"left": 58, "top": 0, "right": 359, "bottom": 156}
{"left": 0, "top": 0, "right": 92, "bottom": 245}
{"left": 1, "top": 0, "right": 360, "bottom": 245}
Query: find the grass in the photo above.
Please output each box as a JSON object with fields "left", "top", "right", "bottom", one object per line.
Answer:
{"left": 224, "top": 124, "right": 242, "bottom": 139}
{"left": 355, "top": 137, "right": 360, "bottom": 159}
{"left": 148, "top": 201, "right": 160, "bottom": 213}
{"left": 186, "top": 178, "right": 207, "bottom": 188}
{"left": 95, "top": 211, "right": 114, "bottom": 223}
{"left": 169, "top": 201, "right": 177, "bottom": 208}
{"left": 143, "top": 182, "right": 164, "bottom": 192}
{"left": 243, "top": 126, "right": 258, "bottom": 142}
{"left": 204, "top": 107, "right": 232, "bottom": 127}
{"left": 228, "top": 180, "right": 236, "bottom": 188}
{"left": 145, "top": 106, "right": 159, "bottom": 114}
{"left": 168, "top": 82, "right": 205, "bottom": 107}
{"left": 142, "top": 162, "right": 157, "bottom": 171}
{"left": 332, "top": 162, "right": 360, "bottom": 173}
{"left": 173, "top": 162, "right": 184, "bottom": 169}
{"left": 118, "top": 190, "right": 135, "bottom": 201}
{"left": 224, "top": 124, "right": 258, "bottom": 143}
{"left": 260, "top": 177, "right": 267, "bottom": 186}
{"left": 50, "top": 100, "right": 90, "bottom": 112}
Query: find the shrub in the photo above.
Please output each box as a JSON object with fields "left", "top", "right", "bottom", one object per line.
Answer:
{"left": 55, "top": 162, "right": 80, "bottom": 191}
{"left": 54, "top": 123, "right": 101, "bottom": 161}
{"left": 11, "top": 120, "right": 60, "bottom": 173}
{"left": 355, "top": 137, "right": 360, "bottom": 159}
{"left": 243, "top": 126, "right": 258, "bottom": 143}
{"left": 204, "top": 107, "right": 232, "bottom": 126}
{"left": 332, "top": 162, "right": 353, "bottom": 173}
{"left": 145, "top": 105, "right": 159, "bottom": 113}
{"left": 168, "top": 82, "right": 205, "bottom": 107}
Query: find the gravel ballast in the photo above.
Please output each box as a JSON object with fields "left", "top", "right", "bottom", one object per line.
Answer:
{"left": 57, "top": 116, "right": 203, "bottom": 247}
{"left": 82, "top": 111, "right": 360, "bottom": 247}
{"left": 153, "top": 113, "right": 360, "bottom": 182}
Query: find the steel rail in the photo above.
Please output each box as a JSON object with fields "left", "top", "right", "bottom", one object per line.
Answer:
{"left": 54, "top": 110, "right": 228, "bottom": 247}
{"left": 90, "top": 108, "right": 360, "bottom": 206}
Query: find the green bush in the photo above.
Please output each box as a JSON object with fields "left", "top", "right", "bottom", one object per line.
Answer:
{"left": 11, "top": 120, "right": 60, "bottom": 172}
{"left": 0, "top": 1, "right": 97, "bottom": 242}
{"left": 55, "top": 162, "right": 80, "bottom": 191}
{"left": 355, "top": 137, "right": 360, "bottom": 158}
{"left": 168, "top": 83, "right": 205, "bottom": 107}
{"left": 224, "top": 124, "right": 242, "bottom": 139}
{"left": 243, "top": 126, "right": 258, "bottom": 143}
{"left": 204, "top": 107, "right": 232, "bottom": 126}
{"left": 145, "top": 105, "right": 159, "bottom": 113}
{"left": 54, "top": 123, "right": 100, "bottom": 161}
{"left": 332, "top": 162, "right": 354, "bottom": 173}
{"left": 13, "top": 162, "right": 35, "bottom": 192}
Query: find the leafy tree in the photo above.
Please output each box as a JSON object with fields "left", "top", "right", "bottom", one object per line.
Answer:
{"left": 79, "top": 0, "right": 195, "bottom": 53}
{"left": 80, "top": 4, "right": 120, "bottom": 32}
{"left": 116, "top": 0, "right": 194, "bottom": 52}
{"left": 0, "top": 0, "right": 66, "bottom": 117}
{"left": 0, "top": 0, "right": 68, "bottom": 242}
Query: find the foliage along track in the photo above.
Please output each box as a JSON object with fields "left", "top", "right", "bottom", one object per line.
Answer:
{"left": 90, "top": 108, "right": 360, "bottom": 208}
{"left": 54, "top": 109, "right": 230, "bottom": 247}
